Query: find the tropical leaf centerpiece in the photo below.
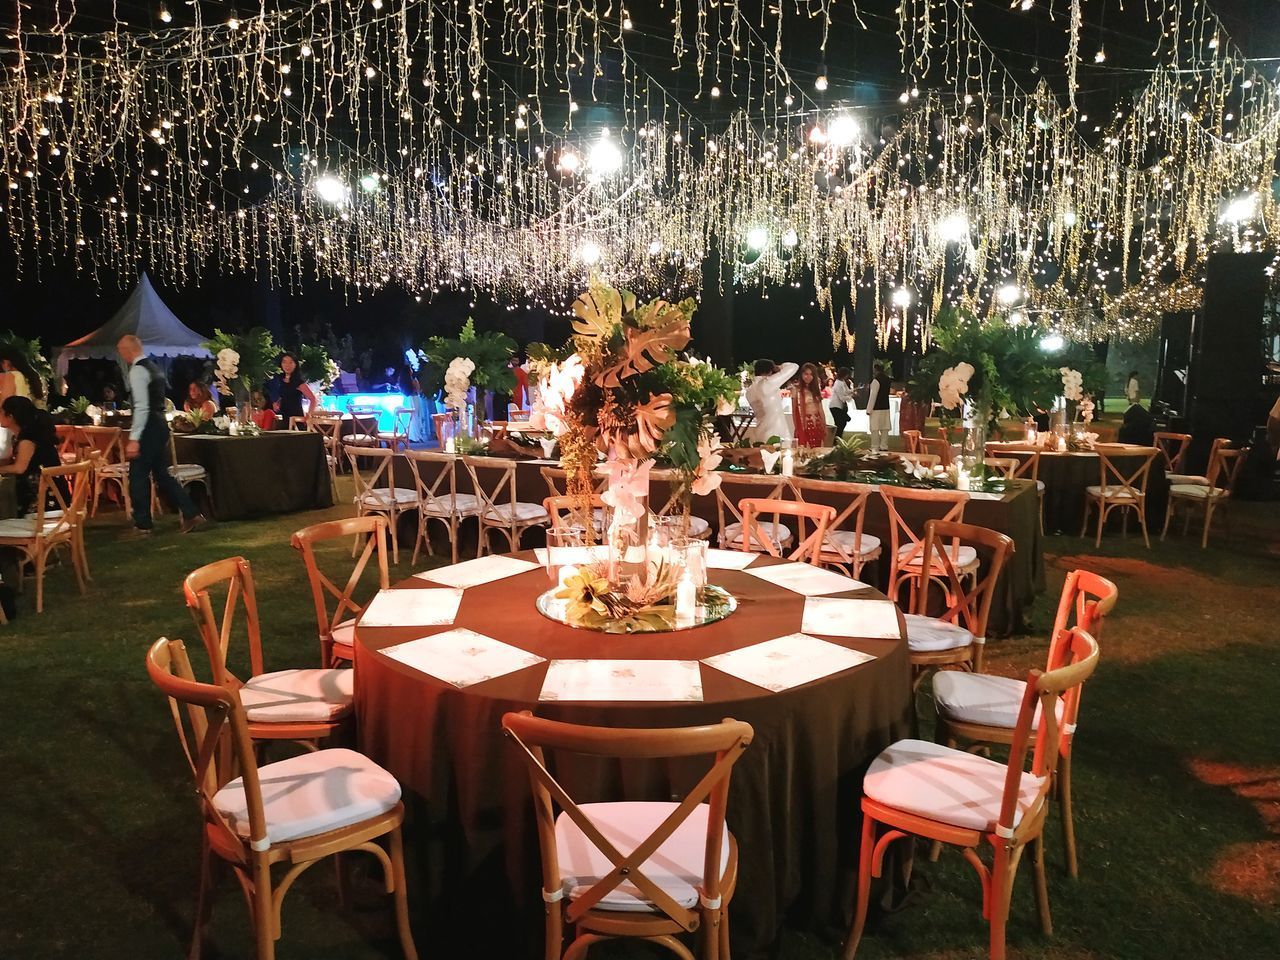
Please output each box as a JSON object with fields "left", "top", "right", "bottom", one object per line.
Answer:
{"left": 202, "top": 327, "right": 279, "bottom": 398}
{"left": 420, "top": 317, "right": 516, "bottom": 397}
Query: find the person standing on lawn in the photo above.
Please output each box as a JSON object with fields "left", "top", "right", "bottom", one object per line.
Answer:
{"left": 866, "top": 361, "right": 893, "bottom": 453}
{"left": 116, "top": 335, "right": 205, "bottom": 535}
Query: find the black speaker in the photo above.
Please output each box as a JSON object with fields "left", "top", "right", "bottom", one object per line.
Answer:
{"left": 1187, "top": 252, "right": 1268, "bottom": 472}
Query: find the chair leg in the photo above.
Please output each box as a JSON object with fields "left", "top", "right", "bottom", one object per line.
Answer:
{"left": 1059, "top": 752, "right": 1078, "bottom": 878}
{"left": 988, "top": 841, "right": 1021, "bottom": 960}
{"left": 1094, "top": 503, "right": 1104, "bottom": 548}
{"left": 1078, "top": 500, "right": 1089, "bottom": 539}
{"left": 718, "top": 904, "right": 731, "bottom": 960}
{"left": 190, "top": 839, "right": 215, "bottom": 960}
{"left": 1201, "top": 502, "right": 1215, "bottom": 550}
{"left": 1161, "top": 499, "right": 1173, "bottom": 540}
{"left": 1032, "top": 833, "right": 1052, "bottom": 936}
{"left": 841, "top": 813, "right": 877, "bottom": 960}
{"left": 34, "top": 549, "right": 47, "bottom": 614}
{"left": 252, "top": 859, "right": 275, "bottom": 960}
{"left": 388, "top": 826, "right": 419, "bottom": 960}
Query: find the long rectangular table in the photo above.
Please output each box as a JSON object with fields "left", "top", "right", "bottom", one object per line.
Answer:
{"left": 397, "top": 456, "right": 1045, "bottom": 635}
{"left": 174, "top": 432, "right": 333, "bottom": 520}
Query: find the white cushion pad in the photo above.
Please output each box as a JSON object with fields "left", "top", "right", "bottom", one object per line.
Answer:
{"left": 96, "top": 463, "right": 129, "bottom": 476}
{"left": 212, "top": 747, "right": 401, "bottom": 846}
{"left": 359, "top": 487, "right": 418, "bottom": 508}
{"left": 1166, "top": 473, "right": 1209, "bottom": 486}
{"left": 1035, "top": 479, "right": 1046, "bottom": 493}
{"left": 863, "top": 738, "right": 1046, "bottom": 834}
{"left": 483, "top": 501, "right": 549, "bottom": 523}
{"left": 826, "top": 530, "right": 882, "bottom": 557}
{"left": 903, "top": 613, "right": 974, "bottom": 652}
{"left": 721, "top": 521, "right": 793, "bottom": 548}
{"left": 421, "top": 492, "right": 482, "bottom": 516}
{"left": 897, "top": 543, "right": 977, "bottom": 570}
{"left": 0, "top": 517, "right": 64, "bottom": 539}
{"left": 329, "top": 618, "right": 357, "bottom": 658}
{"left": 933, "top": 671, "right": 1064, "bottom": 730}
{"left": 555, "top": 801, "right": 729, "bottom": 913}
{"left": 240, "top": 668, "right": 354, "bottom": 723}
{"left": 1086, "top": 485, "right": 1138, "bottom": 499}
{"left": 1169, "top": 484, "right": 1226, "bottom": 500}
{"left": 169, "top": 463, "right": 207, "bottom": 480}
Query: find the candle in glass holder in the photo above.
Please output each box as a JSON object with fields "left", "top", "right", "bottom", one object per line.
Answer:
{"left": 1056, "top": 435, "right": 1067, "bottom": 452}
{"left": 1026, "top": 427, "right": 1038, "bottom": 445}
{"left": 956, "top": 465, "right": 972, "bottom": 491}
{"left": 675, "top": 575, "right": 697, "bottom": 624}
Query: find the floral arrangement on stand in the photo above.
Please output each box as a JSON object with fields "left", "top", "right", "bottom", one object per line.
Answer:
{"left": 295, "top": 343, "right": 340, "bottom": 393}
{"left": 421, "top": 317, "right": 516, "bottom": 398}
{"left": 529, "top": 280, "right": 738, "bottom": 632}
{"left": 203, "top": 328, "right": 279, "bottom": 403}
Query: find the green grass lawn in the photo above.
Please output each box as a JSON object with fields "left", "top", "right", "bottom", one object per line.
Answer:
{"left": 2, "top": 483, "right": 1277, "bottom": 959}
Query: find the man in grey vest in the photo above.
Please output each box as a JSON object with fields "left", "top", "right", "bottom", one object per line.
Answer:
{"left": 116, "top": 335, "right": 206, "bottom": 534}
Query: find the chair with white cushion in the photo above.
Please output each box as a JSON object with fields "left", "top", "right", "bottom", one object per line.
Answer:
{"left": 542, "top": 464, "right": 608, "bottom": 536}
{"left": 650, "top": 465, "right": 713, "bottom": 540}
{"left": 1162, "top": 441, "right": 1248, "bottom": 549}
{"left": 712, "top": 472, "right": 794, "bottom": 553}
{"left": 544, "top": 494, "right": 608, "bottom": 538}
{"left": 378, "top": 406, "right": 415, "bottom": 452}
{"left": 345, "top": 405, "right": 382, "bottom": 447}
{"left": 842, "top": 627, "right": 1100, "bottom": 960}
{"left": 791, "top": 478, "right": 881, "bottom": 580}
{"left": 904, "top": 519, "right": 1013, "bottom": 688}
{"left": 406, "top": 448, "right": 482, "bottom": 564}
{"left": 167, "top": 431, "right": 212, "bottom": 511}
{"left": 739, "top": 498, "right": 835, "bottom": 566}
{"left": 0, "top": 458, "right": 94, "bottom": 613}
{"left": 145, "top": 637, "right": 417, "bottom": 960}
{"left": 463, "top": 455, "right": 550, "bottom": 556}
{"left": 1153, "top": 431, "right": 1192, "bottom": 473}
{"left": 184, "top": 557, "right": 353, "bottom": 753}
{"left": 934, "top": 569, "right": 1118, "bottom": 877}
{"left": 880, "top": 485, "right": 973, "bottom": 611}
{"left": 1080, "top": 444, "right": 1158, "bottom": 548}
{"left": 346, "top": 444, "right": 416, "bottom": 563}
{"left": 80, "top": 424, "right": 131, "bottom": 517}
{"left": 292, "top": 516, "right": 390, "bottom": 667}
{"left": 502, "top": 711, "right": 753, "bottom": 960}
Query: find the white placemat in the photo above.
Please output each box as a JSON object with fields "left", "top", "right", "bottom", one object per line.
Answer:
{"left": 801, "top": 597, "right": 902, "bottom": 639}
{"left": 379, "top": 628, "right": 544, "bottom": 688}
{"left": 360, "top": 588, "right": 465, "bottom": 627}
{"left": 743, "top": 562, "right": 870, "bottom": 596}
{"left": 416, "top": 554, "right": 541, "bottom": 589}
{"left": 706, "top": 548, "right": 759, "bottom": 570}
{"left": 539, "top": 659, "right": 704, "bottom": 702}
{"left": 703, "top": 633, "right": 875, "bottom": 692}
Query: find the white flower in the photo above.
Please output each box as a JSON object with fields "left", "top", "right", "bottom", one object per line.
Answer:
{"left": 443, "top": 357, "right": 475, "bottom": 411}
{"left": 1060, "top": 367, "right": 1084, "bottom": 402}
{"left": 938, "top": 361, "right": 974, "bottom": 410}
{"left": 691, "top": 430, "right": 724, "bottom": 496}
{"left": 534, "top": 354, "right": 585, "bottom": 437}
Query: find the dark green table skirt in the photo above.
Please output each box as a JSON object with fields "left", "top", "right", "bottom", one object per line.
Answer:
{"left": 174, "top": 432, "right": 332, "bottom": 520}
{"left": 0, "top": 476, "right": 16, "bottom": 520}
{"left": 1035, "top": 451, "right": 1169, "bottom": 535}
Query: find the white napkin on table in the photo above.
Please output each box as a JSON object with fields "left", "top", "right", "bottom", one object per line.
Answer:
{"left": 743, "top": 562, "right": 870, "bottom": 597}
{"left": 706, "top": 548, "right": 759, "bottom": 570}
{"left": 539, "top": 659, "right": 704, "bottom": 702}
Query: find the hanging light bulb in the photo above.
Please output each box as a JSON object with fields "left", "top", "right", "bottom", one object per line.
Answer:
{"left": 313, "top": 175, "right": 348, "bottom": 205}
{"left": 1094, "top": 48, "right": 1107, "bottom": 63}
{"left": 577, "top": 241, "right": 602, "bottom": 266}
{"left": 780, "top": 227, "right": 799, "bottom": 249}
{"left": 814, "top": 66, "right": 829, "bottom": 92}
{"left": 227, "top": 8, "right": 240, "bottom": 30}
{"left": 938, "top": 212, "right": 971, "bottom": 244}
{"left": 557, "top": 149, "right": 581, "bottom": 174}
{"left": 647, "top": 239, "right": 663, "bottom": 256}
{"left": 828, "top": 114, "right": 859, "bottom": 147}
{"left": 588, "top": 135, "right": 623, "bottom": 174}
{"left": 996, "top": 282, "right": 1024, "bottom": 305}
{"left": 746, "top": 227, "right": 769, "bottom": 251}
{"left": 891, "top": 287, "right": 913, "bottom": 309}
{"left": 1039, "top": 333, "right": 1065, "bottom": 352}
{"left": 158, "top": 3, "right": 172, "bottom": 23}
{"left": 359, "top": 173, "right": 380, "bottom": 193}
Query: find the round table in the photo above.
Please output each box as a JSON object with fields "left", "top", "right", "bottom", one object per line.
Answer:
{"left": 988, "top": 442, "right": 1168, "bottom": 534}
{"left": 354, "top": 551, "right": 913, "bottom": 959}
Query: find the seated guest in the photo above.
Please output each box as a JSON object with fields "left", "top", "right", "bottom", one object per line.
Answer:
{"left": 1117, "top": 402, "right": 1154, "bottom": 446}
{"left": 251, "top": 391, "right": 277, "bottom": 431}
{"left": 184, "top": 381, "right": 218, "bottom": 418}
{"left": 0, "top": 396, "right": 63, "bottom": 516}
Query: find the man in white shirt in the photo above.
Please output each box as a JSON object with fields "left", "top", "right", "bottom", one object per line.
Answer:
{"left": 117, "top": 335, "right": 205, "bottom": 535}
{"left": 828, "top": 367, "right": 854, "bottom": 437}
{"left": 744, "top": 359, "right": 798, "bottom": 444}
{"left": 866, "top": 361, "right": 892, "bottom": 453}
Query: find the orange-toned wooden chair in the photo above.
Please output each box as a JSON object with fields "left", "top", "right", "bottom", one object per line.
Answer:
{"left": 345, "top": 444, "right": 416, "bottom": 563}
{"left": 463, "top": 455, "right": 550, "bottom": 556}
{"left": 711, "top": 472, "right": 794, "bottom": 552}
{"left": 145, "top": 637, "right": 417, "bottom": 960}
{"left": 982, "top": 457, "right": 1019, "bottom": 479}
{"left": 345, "top": 405, "right": 382, "bottom": 447}
{"left": 543, "top": 493, "right": 607, "bottom": 536}
{"left": 896, "top": 451, "right": 940, "bottom": 470}
{"left": 291, "top": 516, "right": 390, "bottom": 667}
{"left": 739, "top": 498, "right": 836, "bottom": 566}
{"left": 1152, "top": 431, "right": 1192, "bottom": 473}
{"left": 80, "top": 424, "right": 131, "bottom": 516}
{"left": 502, "top": 711, "right": 753, "bottom": 960}
{"left": 842, "top": 627, "right": 1100, "bottom": 960}
{"left": 377, "top": 407, "right": 415, "bottom": 451}
{"left": 649, "top": 465, "right": 713, "bottom": 540}
{"left": 934, "top": 570, "right": 1118, "bottom": 877}
{"left": 183, "top": 556, "right": 353, "bottom": 753}
{"left": 879, "top": 485, "right": 972, "bottom": 610}
{"left": 1162, "top": 442, "right": 1249, "bottom": 548}
{"left": 405, "top": 448, "right": 482, "bottom": 564}
{"left": 0, "top": 457, "right": 94, "bottom": 612}
{"left": 903, "top": 519, "right": 1013, "bottom": 688}
{"left": 54, "top": 423, "right": 80, "bottom": 463}
{"left": 901, "top": 429, "right": 921, "bottom": 454}
{"left": 994, "top": 446, "right": 1044, "bottom": 533}
{"left": 918, "top": 433, "right": 951, "bottom": 465}
{"left": 1081, "top": 444, "right": 1158, "bottom": 548}
{"left": 790, "top": 478, "right": 882, "bottom": 580}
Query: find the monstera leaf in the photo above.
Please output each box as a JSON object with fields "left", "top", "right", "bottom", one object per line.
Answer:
{"left": 598, "top": 392, "right": 676, "bottom": 460}
{"left": 596, "top": 302, "right": 692, "bottom": 387}
{"left": 571, "top": 284, "right": 635, "bottom": 341}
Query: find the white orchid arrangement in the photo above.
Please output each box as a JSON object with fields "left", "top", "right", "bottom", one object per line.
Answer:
{"left": 213, "top": 348, "right": 241, "bottom": 397}
{"left": 529, "top": 354, "right": 585, "bottom": 436}
{"left": 1059, "top": 367, "right": 1084, "bottom": 402}
{"left": 1078, "top": 395, "right": 1095, "bottom": 423}
{"left": 938, "top": 361, "right": 975, "bottom": 411}
{"left": 443, "top": 357, "right": 476, "bottom": 411}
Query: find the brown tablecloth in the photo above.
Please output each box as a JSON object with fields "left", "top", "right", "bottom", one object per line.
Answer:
{"left": 394, "top": 457, "right": 1044, "bottom": 636}
{"left": 354, "top": 552, "right": 914, "bottom": 959}
{"left": 173, "top": 432, "right": 332, "bottom": 520}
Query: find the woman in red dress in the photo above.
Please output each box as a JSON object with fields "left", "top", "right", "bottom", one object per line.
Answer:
{"left": 791, "top": 362, "right": 828, "bottom": 448}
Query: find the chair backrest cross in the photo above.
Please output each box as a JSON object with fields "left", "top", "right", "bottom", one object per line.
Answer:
{"left": 739, "top": 498, "right": 835, "bottom": 565}
{"left": 880, "top": 485, "right": 969, "bottom": 601}
{"left": 711, "top": 472, "right": 792, "bottom": 546}
{"left": 183, "top": 556, "right": 264, "bottom": 689}
{"left": 1153, "top": 431, "right": 1192, "bottom": 472}
{"left": 291, "top": 516, "right": 390, "bottom": 666}
{"left": 914, "top": 519, "right": 1013, "bottom": 671}
{"left": 790, "top": 477, "right": 879, "bottom": 576}
{"left": 1094, "top": 444, "right": 1158, "bottom": 500}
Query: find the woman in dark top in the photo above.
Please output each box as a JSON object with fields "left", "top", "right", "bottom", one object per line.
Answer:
{"left": 0, "top": 396, "right": 62, "bottom": 515}
{"left": 272, "top": 353, "right": 317, "bottom": 427}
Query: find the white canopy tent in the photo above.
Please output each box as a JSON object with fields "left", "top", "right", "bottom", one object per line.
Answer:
{"left": 56, "top": 272, "right": 210, "bottom": 375}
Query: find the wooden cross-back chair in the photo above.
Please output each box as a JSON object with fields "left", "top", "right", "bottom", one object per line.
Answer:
{"left": 183, "top": 556, "right": 354, "bottom": 753}
{"left": 345, "top": 444, "right": 416, "bottom": 563}
{"left": 982, "top": 457, "right": 1020, "bottom": 480}
{"left": 934, "top": 569, "right": 1118, "bottom": 878}
{"left": 1081, "top": 444, "right": 1158, "bottom": 548}
{"left": 904, "top": 519, "right": 1014, "bottom": 686}
{"left": 843, "top": 627, "right": 1100, "bottom": 960}
{"left": 543, "top": 493, "right": 607, "bottom": 537}
{"left": 879, "top": 485, "right": 972, "bottom": 610}
{"left": 711, "top": 472, "right": 794, "bottom": 553}
{"left": 1152, "top": 431, "right": 1192, "bottom": 472}
{"left": 901, "top": 429, "right": 922, "bottom": 454}
{"left": 305, "top": 410, "right": 344, "bottom": 486}
{"left": 917, "top": 433, "right": 951, "bottom": 466}
{"left": 430, "top": 411, "right": 452, "bottom": 447}
{"left": 0, "top": 457, "right": 95, "bottom": 613}
{"left": 54, "top": 423, "right": 80, "bottom": 463}
{"left": 404, "top": 448, "right": 481, "bottom": 564}
{"left": 1162, "top": 442, "right": 1249, "bottom": 549}
{"left": 345, "top": 405, "right": 382, "bottom": 446}
{"left": 648, "top": 465, "right": 713, "bottom": 540}
{"left": 788, "top": 478, "right": 882, "bottom": 580}
{"left": 541, "top": 465, "right": 608, "bottom": 535}
{"left": 79, "top": 424, "right": 130, "bottom": 516}
{"left": 168, "top": 430, "right": 211, "bottom": 508}
{"left": 291, "top": 516, "right": 390, "bottom": 667}
{"left": 502, "top": 711, "right": 754, "bottom": 960}
{"left": 896, "top": 451, "right": 940, "bottom": 470}
{"left": 378, "top": 407, "right": 415, "bottom": 451}
{"left": 462, "top": 455, "right": 550, "bottom": 556}
{"left": 145, "top": 637, "right": 417, "bottom": 960}
{"left": 739, "top": 498, "right": 836, "bottom": 566}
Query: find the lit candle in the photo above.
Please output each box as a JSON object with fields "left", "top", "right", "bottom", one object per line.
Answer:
{"left": 445, "top": 437, "right": 455, "bottom": 453}
{"left": 675, "top": 576, "right": 697, "bottom": 624}
{"left": 557, "top": 564, "right": 579, "bottom": 590}
{"left": 956, "top": 466, "right": 971, "bottom": 491}
{"left": 1026, "top": 428, "right": 1037, "bottom": 445}
{"left": 1056, "top": 435, "right": 1067, "bottom": 452}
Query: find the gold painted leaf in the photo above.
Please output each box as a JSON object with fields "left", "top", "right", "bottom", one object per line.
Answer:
{"left": 596, "top": 302, "right": 691, "bottom": 387}
{"left": 570, "top": 284, "right": 635, "bottom": 342}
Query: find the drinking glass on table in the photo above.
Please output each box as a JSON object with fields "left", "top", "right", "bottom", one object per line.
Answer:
{"left": 545, "top": 525, "right": 588, "bottom": 586}
{"left": 670, "top": 536, "right": 708, "bottom": 592}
